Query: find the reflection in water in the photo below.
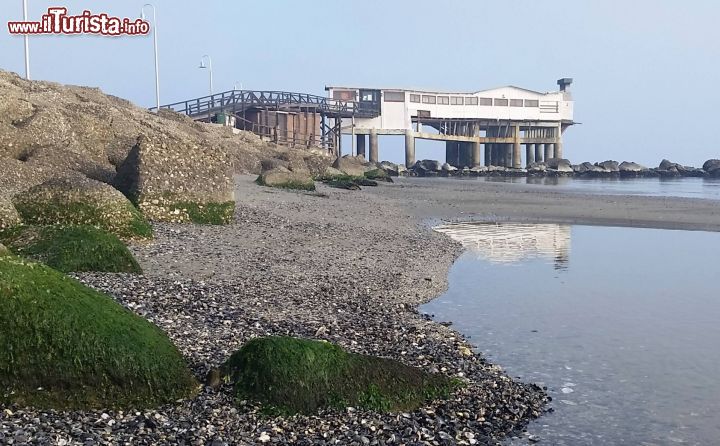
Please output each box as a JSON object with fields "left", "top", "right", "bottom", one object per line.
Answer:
{"left": 423, "top": 224, "right": 720, "bottom": 445}
{"left": 434, "top": 222, "right": 570, "bottom": 270}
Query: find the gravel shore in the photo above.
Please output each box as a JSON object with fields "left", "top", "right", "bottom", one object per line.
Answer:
{"left": 5, "top": 175, "right": 715, "bottom": 445}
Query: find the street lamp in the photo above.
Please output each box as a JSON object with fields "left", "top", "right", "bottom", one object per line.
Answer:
{"left": 141, "top": 4, "right": 160, "bottom": 112}
{"left": 233, "top": 81, "right": 243, "bottom": 91}
{"left": 199, "top": 55, "right": 213, "bottom": 97}
{"left": 23, "top": 0, "right": 30, "bottom": 79}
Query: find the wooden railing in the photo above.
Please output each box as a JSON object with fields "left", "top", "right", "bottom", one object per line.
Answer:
{"left": 151, "top": 89, "right": 379, "bottom": 119}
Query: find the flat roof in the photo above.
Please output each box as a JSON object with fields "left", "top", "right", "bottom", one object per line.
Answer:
{"left": 325, "top": 85, "right": 553, "bottom": 96}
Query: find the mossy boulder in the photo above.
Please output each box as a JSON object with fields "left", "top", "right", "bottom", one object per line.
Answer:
{"left": 12, "top": 174, "right": 152, "bottom": 240}
{"left": 364, "top": 168, "right": 393, "bottom": 182}
{"left": 114, "top": 135, "right": 236, "bottom": 224}
{"left": 0, "top": 256, "right": 198, "bottom": 409}
{"left": 0, "top": 225, "right": 141, "bottom": 273}
{"left": 223, "top": 336, "right": 454, "bottom": 414}
{"left": 257, "top": 167, "right": 315, "bottom": 191}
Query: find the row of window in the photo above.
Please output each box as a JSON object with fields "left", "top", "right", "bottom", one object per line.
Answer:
{"left": 386, "top": 92, "right": 540, "bottom": 107}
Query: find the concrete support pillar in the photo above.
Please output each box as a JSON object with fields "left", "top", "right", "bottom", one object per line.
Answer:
{"left": 544, "top": 143, "right": 553, "bottom": 161}
{"left": 526, "top": 144, "right": 535, "bottom": 166}
{"left": 404, "top": 130, "right": 415, "bottom": 167}
{"left": 356, "top": 134, "right": 366, "bottom": 159}
{"left": 504, "top": 144, "right": 513, "bottom": 168}
{"left": 369, "top": 130, "right": 379, "bottom": 163}
{"left": 555, "top": 124, "right": 563, "bottom": 159}
{"left": 472, "top": 141, "right": 481, "bottom": 167}
{"left": 512, "top": 125, "right": 522, "bottom": 169}
{"left": 446, "top": 141, "right": 458, "bottom": 166}
{"left": 484, "top": 144, "right": 491, "bottom": 166}
{"left": 535, "top": 144, "right": 543, "bottom": 163}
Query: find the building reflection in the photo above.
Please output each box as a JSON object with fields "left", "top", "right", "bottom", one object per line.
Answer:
{"left": 434, "top": 222, "right": 571, "bottom": 270}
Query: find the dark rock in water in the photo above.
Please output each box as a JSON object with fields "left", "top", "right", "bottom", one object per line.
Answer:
{"left": 596, "top": 160, "right": 620, "bottom": 172}
{"left": 703, "top": 159, "right": 720, "bottom": 176}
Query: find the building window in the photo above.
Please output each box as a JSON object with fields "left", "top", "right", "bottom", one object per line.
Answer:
{"left": 333, "top": 90, "right": 355, "bottom": 101}
{"left": 409, "top": 94, "right": 421, "bottom": 103}
{"left": 510, "top": 99, "right": 523, "bottom": 107}
{"left": 494, "top": 98, "right": 509, "bottom": 106}
{"left": 384, "top": 91, "right": 405, "bottom": 102}
{"left": 417, "top": 110, "right": 431, "bottom": 118}
{"left": 478, "top": 97, "right": 492, "bottom": 106}
{"left": 450, "top": 96, "right": 464, "bottom": 105}
{"left": 437, "top": 96, "right": 450, "bottom": 105}
{"left": 524, "top": 99, "right": 539, "bottom": 107}
{"left": 422, "top": 95, "right": 436, "bottom": 104}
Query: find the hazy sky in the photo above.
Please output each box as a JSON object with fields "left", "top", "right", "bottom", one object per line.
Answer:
{"left": 2, "top": 1, "right": 719, "bottom": 166}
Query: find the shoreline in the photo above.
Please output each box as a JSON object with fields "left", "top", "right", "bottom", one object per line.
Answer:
{"left": 3, "top": 176, "right": 718, "bottom": 444}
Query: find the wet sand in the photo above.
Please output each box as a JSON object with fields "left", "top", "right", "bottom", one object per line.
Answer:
{"left": 380, "top": 177, "right": 720, "bottom": 232}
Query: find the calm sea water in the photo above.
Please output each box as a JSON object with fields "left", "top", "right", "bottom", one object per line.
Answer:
{"left": 470, "top": 176, "right": 720, "bottom": 201}
{"left": 422, "top": 222, "right": 720, "bottom": 445}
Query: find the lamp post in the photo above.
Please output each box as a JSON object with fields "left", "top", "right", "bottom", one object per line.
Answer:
{"left": 23, "top": 0, "right": 30, "bottom": 79}
{"left": 141, "top": 4, "right": 160, "bottom": 112}
{"left": 199, "top": 55, "right": 213, "bottom": 97}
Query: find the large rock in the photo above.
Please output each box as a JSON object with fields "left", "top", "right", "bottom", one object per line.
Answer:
{"left": 332, "top": 155, "right": 367, "bottom": 177}
{"left": 12, "top": 174, "right": 152, "bottom": 240}
{"left": 596, "top": 160, "right": 620, "bottom": 172}
{"left": 0, "top": 157, "right": 53, "bottom": 198}
{"left": 258, "top": 166, "right": 315, "bottom": 191}
{"left": 378, "top": 161, "right": 400, "bottom": 176}
{"left": 619, "top": 161, "right": 647, "bottom": 173}
{"left": 546, "top": 158, "right": 573, "bottom": 172}
{"left": 0, "top": 198, "right": 21, "bottom": 229}
{"left": 0, "top": 225, "right": 142, "bottom": 273}
{"left": 703, "top": 159, "right": 720, "bottom": 175}
{"left": 320, "top": 166, "right": 346, "bottom": 178}
{"left": 0, "top": 256, "right": 198, "bottom": 409}
{"left": 527, "top": 162, "right": 547, "bottom": 173}
{"left": 222, "top": 336, "right": 453, "bottom": 414}
{"left": 441, "top": 162, "right": 458, "bottom": 172}
{"left": 659, "top": 159, "right": 680, "bottom": 171}
{"left": 114, "top": 135, "right": 235, "bottom": 225}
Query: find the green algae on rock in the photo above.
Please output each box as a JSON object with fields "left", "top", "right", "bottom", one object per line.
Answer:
{"left": 0, "top": 255, "right": 197, "bottom": 409}
{"left": 0, "top": 225, "right": 141, "bottom": 273}
{"left": 114, "top": 135, "right": 236, "bottom": 224}
{"left": 12, "top": 174, "right": 152, "bottom": 240}
{"left": 222, "top": 336, "right": 455, "bottom": 414}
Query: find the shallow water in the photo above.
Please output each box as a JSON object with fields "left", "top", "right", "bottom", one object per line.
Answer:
{"left": 470, "top": 176, "right": 720, "bottom": 201}
{"left": 422, "top": 222, "right": 720, "bottom": 445}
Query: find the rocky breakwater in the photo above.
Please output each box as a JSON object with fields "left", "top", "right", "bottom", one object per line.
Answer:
{"left": 114, "top": 135, "right": 236, "bottom": 225}
{"left": 385, "top": 157, "right": 720, "bottom": 179}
